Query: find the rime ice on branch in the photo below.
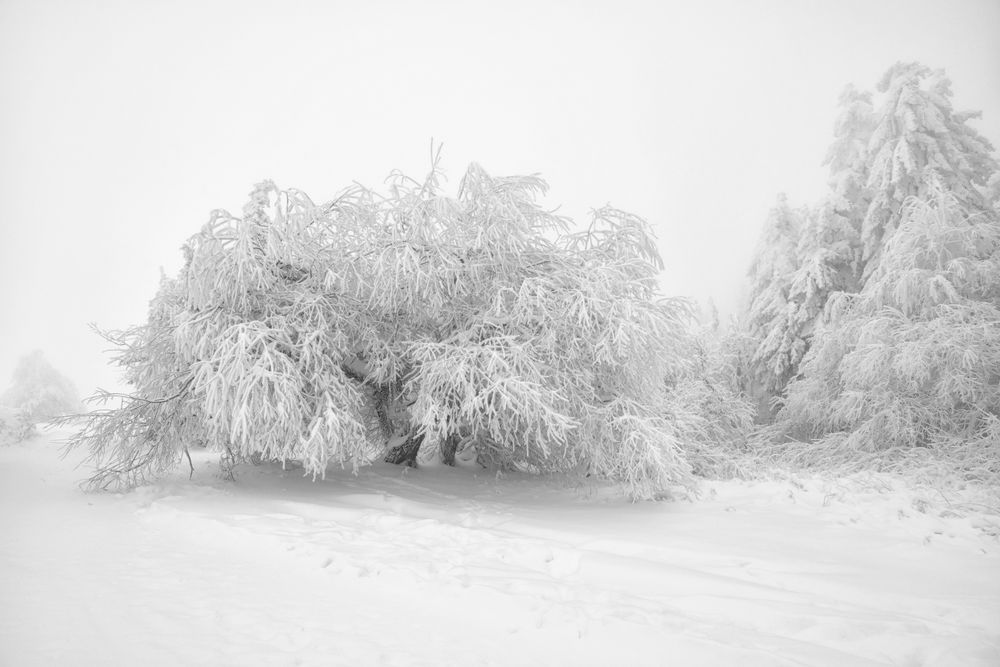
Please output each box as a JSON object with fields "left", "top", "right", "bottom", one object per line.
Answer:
{"left": 68, "top": 151, "right": 709, "bottom": 498}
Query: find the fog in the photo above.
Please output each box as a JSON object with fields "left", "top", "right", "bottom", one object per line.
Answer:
{"left": 1, "top": 0, "right": 998, "bottom": 396}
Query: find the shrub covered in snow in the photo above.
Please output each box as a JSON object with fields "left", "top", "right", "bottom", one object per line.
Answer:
{"left": 68, "top": 152, "right": 711, "bottom": 498}
{"left": 665, "top": 320, "right": 756, "bottom": 478}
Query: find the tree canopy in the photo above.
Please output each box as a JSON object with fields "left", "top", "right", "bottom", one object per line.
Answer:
{"left": 69, "top": 152, "right": 704, "bottom": 498}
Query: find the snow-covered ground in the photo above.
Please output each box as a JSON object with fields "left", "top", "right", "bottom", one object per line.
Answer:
{"left": 2, "top": 428, "right": 998, "bottom": 666}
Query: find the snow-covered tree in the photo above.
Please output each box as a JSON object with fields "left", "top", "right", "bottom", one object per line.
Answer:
{"left": 812, "top": 84, "right": 876, "bottom": 292}
{"left": 787, "top": 205, "right": 856, "bottom": 324}
{"left": 825, "top": 84, "right": 875, "bottom": 247}
{"left": 68, "top": 155, "right": 701, "bottom": 498}
{"left": 745, "top": 63, "right": 997, "bottom": 426}
{"left": 861, "top": 62, "right": 998, "bottom": 280}
{"left": 665, "top": 319, "right": 755, "bottom": 477}
{"left": 772, "top": 187, "right": 1000, "bottom": 479}
{"left": 744, "top": 195, "right": 809, "bottom": 403}
{"left": 745, "top": 63, "right": 1000, "bottom": 486}
{"left": 777, "top": 201, "right": 864, "bottom": 393}
{"left": 0, "top": 405, "right": 35, "bottom": 445}
{"left": 64, "top": 274, "right": 201, "bottom": 484}
{"left": 742, "top": 89, "right": 872, "bottom": 416}
{"left": 1, "top": 350, "right": 81, "bottom": 423}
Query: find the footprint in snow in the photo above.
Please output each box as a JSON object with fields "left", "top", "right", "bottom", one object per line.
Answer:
{"left": 546, "top": 549, "right": 581, "bottom": 578}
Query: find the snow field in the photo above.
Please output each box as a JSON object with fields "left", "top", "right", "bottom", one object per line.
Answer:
{"left": 2, "top": 428, "right": 998, "bottom": 666}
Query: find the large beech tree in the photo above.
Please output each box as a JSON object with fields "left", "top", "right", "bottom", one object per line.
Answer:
{"left": 68, "top": 154, "right": 701, "bottom": 498}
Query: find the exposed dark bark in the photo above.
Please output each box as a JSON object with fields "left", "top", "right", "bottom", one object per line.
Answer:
{"left": 440, "top": 433, "right": 460, "bottom": 466}
{"left": 372, "top": 384, "right": 395, "bottom": 439}
{"left": 340, "top": 362, "right": 397, "bottom": 440}
{"left": 385, "top": 433, "right": 424, "bottom": 467}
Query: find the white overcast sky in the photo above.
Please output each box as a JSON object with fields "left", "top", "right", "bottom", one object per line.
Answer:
{"left": 1, "top": 0, "right": 998, "bottom": 396}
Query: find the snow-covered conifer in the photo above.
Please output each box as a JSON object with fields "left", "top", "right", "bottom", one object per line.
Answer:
{"left": 825, "top": 84, "right": 875, "bottom": 235}
{"left": 744, "top": 195, "right": 808, "bottom": 401}
{"left": 816, "top": 84, "right": 876, "bottom": 287}
{"left": 861, "top": 63, "right": 998, "bottom": 279}
{"left": 745, "top": 63, "right": 997, "bottom": 430}
{"left": 773, "top": 187, "right": 1000, "bottom": 481}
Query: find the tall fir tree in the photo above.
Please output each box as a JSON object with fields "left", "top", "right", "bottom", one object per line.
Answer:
{"left": 745, "top": 63, "right": 998, "bottom": 426}
{"left": 821, "top": 84, "right": 876, "bottom": 287}
{"left": 774, "top": 187, "right": 1000, "bottom": 476}
{"left": 825, "top": 84, "right": 876, "bottom": 237}
{"left": 783, "top": 205, "right": 855, "bottom": 364}
{"left": 861, "top": 62, "right": 998, "bottom": 280}
{"left": 744, "top": 195, "right": 809, "bottom": 405}
{"left": 759, "top": 63, "right": 1000, "bottom": 482}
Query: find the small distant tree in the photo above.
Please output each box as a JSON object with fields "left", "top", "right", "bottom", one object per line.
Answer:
{"left": 68, "top": 153, "right": 701, "bottom": 498}
{"left": 0, "top": 406, "right": 35, "bottom": 446}
{"left": 2, "top": 350, "right": 81, "bottom": 423}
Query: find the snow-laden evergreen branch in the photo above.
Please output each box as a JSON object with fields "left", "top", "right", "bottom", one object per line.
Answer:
{"left": 769, "top": 187, "right": 1000, "bottom": 482}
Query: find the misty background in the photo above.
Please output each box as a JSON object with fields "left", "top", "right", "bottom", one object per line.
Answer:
{"left": 1, "top": 0, "right": 998, "bottom": 396}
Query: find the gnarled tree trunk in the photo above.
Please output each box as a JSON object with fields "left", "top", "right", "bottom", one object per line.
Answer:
{"left": 439, "top": 433, "right": 460, "bottom": 466}
{"left": 384, "top": 433, "right": 423, "bottom": 467}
